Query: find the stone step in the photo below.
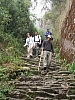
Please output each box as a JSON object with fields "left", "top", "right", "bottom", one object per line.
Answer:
{"left": 15, "top": 81, "right": 34, "bottom": 86}
{"left": 69, "top": 82, "right": 75, "bottom": 86}
{"left": 67, "top": 94, "right": 75, "bottom": 99}
{"left": 6, "top": 97, "right": 26, "bottom": 100}
{"left": 16, "top": 75, "right": 42, "bottom": 82}
{"left": 27, "top": 91, "right": 58, "bottom": 98}
{"left": 16, "top": 86, "right": 29, "bottom": 90}
{"left": 8, "top": 91, "right": 26, "bottom": 99}
{"left": 50, "top": 83, "right": 61, "bottom": 87}
{"left": 36, "top": 87, "right": 58, "bottom": 94}
{"left": 35, "top": 96, "right": 51, "bottom": 100}
{"left": 55, "top": 94, "right": 68, "bottom": 99}
{"left": 6, "top": 56, "right": 75, "bottom": 100}
{"left": 8, "top": 90, "right": 33, "bottom": 100}
{"left": 53, "top": 75, "right": 63, "bottom": 79}
{"left": 28, "top": 75, "right": 42, "bottom": 81}
{"left": 58, "top": 71, "right": 72, "bottom": 74}
{"left": 30, "top": 70, "right": 41, "bottom": 75}
{"left": 51, "top": 86, "right": 67, "bottom": 89}
{"left": 68, "top": 86, "right": 75, "bottom": 89}
{"left": 68, "top": 90, "right": 75, "bottom": 95}
{"left": 67, "top": 79, "right": 75, "bottom": 83}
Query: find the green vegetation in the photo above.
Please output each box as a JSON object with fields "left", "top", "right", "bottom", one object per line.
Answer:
{"left": 0, "top": 0, "right": 37, "bottom": 39}
{"left": 0, "top": 33, "right": 24, "bottom": 99}
{"left": 42, "top": 0, "right": 75, "bottom": 73}
{"left": 0, "top": 66, "right": 15, "bottom": 99}
{"left": 55, "top": 47, "right": 75, "bottom": 73}
{"left": 61, "top": 60, "right": 75, "bottom": 73}
{"left": 0, "top": 33, "right": 23, "bottom": 62}
{"left": 66, "top": 62, "right": 75, "bottom": 73}
{"left": 38, "top": 29, "right": 45, "bottom": 40}
{"left": 0, "top": 0, "right": 37, "bottom": 99}
{"left": 43, "top": 0, "right": 67, "bottom": 40}
{"left": 0, "top": 0, "right": 75, "bottom": 99}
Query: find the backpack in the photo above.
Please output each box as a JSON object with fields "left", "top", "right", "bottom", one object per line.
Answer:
{"left": 34, "top": 35, "right": 40, "bottom": 42}
{"left": 34, "top": 35, "right": 43, "bottom": 47}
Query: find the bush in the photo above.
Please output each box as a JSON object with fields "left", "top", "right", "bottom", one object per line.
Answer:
{"left": 68, "top": 62, "right": 75, "bottom": 73}
{"left": 0, "top": 33, "right": 24, "bottom": 65}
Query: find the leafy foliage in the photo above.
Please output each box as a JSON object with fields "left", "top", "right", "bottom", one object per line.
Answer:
{"left": 43, "top": 0, "right": 66, "bottom": 39}
{"left": 0, "top": 33, "right": 24, "bottom": 64}
{"left": 0, "top": 0, "right": 38, "bottom": 98}
{"left": 0, "top": 0, "right": 36, "bottom": 39}
{"left": 0, "top": 66, "right": 14, "bottom": 99}
{"left": 38, "top": 29, "right": 45, "bottom": 40}
{"left": 67, "top": 62, "right": 75, "bottom": 73}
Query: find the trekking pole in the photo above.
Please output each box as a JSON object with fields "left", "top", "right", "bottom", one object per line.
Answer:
{"left": 38, "top": 50, "right": 43, "bottom": 71}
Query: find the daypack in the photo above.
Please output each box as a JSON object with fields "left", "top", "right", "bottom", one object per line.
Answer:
{"left": 34, "top": 35, "right": 43, "bottom": 47}
{"left": 34, "top": 35, "right": 40, "bottom": 42}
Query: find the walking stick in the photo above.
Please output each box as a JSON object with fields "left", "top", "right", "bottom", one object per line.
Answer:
{"left": 38, "top": 50, "right": 43, "bottom": 71}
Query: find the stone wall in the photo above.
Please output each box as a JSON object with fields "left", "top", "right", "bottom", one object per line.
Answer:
{"left": 60, "top": 0, "right": 75, "bottom": 63}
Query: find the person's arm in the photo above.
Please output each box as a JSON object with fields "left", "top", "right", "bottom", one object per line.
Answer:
{"left": 24, "top": 38, "right": 27, "bottom": 47}
{"left": 42, "top": 40, "right": 45, "bottom": 50}
{"left": 39, "top": 35, "right": 41, "bottom": 44}
{"left": 51, "top": 42, "right": 56, "bottom": 56}
{"left": 51, "top": 42, "right": 54, "bottom": 53}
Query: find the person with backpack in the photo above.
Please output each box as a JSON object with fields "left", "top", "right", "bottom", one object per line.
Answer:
{"left": 33, "top": 31, "right": 42, "bottom": 56}
{"left": 24, "top": 33, "right": 34, "bottom": 58}
{"left": 42, "top": 35, "right": 55, "bottom": 72}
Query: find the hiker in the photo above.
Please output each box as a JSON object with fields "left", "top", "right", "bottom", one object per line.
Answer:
{"left": 45, "top": 29, "right": 52, "bottom": 36}
{"left": 33, "top": 31, "right": 41, "bottom": 56}
{"left": 24, "top": 33, "right": 34, "bottom": 58}
{"left": 42, "top": 35, "right": 55, "bottom": 71}
{"left": 45, "top": 29, "right": 53, "bottom": 40}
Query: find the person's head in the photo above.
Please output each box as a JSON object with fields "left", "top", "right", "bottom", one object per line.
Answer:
{"left": 47, "top": 35, "right": 51, "bottom": 40}
{"left": 47, "top": 29, "right": 49, "bottom": 32}
{"left": 27, "top": 33, "right": 30, "bottom": 37}
{"left": 34, "top": 31, "right": 38, "bottom": 35}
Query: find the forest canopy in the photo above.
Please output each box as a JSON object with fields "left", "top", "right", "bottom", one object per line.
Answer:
{"left": 0, "top": 0, "right": 36, "bottom": 39}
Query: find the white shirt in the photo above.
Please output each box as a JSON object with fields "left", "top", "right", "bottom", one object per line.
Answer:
{"left": 24, "top": 36, "right": 34, "bottom": 47}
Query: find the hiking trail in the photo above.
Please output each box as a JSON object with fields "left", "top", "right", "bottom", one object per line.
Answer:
{"left": 7, "top": 56, "right": 75, "bottom": 100}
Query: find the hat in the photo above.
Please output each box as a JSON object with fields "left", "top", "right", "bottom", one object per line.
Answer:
{"left": 47, "top": 35, "right": 51, "bottom": 38}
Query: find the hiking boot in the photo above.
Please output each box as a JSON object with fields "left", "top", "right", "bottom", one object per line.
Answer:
{"left": 30, "top": 55, "right": 33, "bottom": 58}
{"left": 44, "top": 67, "right": 47, "bottom": 70}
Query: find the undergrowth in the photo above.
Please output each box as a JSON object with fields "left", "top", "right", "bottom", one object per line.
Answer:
{"left": 0, "top": 33, "right": 25, "bottom": 99}
{"left": 55, "top": 47, "right": 75, "bottom": 73}
{"left": 0, "top": 66, "right": 15, "bottom": 99}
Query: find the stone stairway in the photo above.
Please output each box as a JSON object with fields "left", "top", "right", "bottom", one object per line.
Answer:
{"left": 7, "top": 56, "right": 75, "bottom": 100}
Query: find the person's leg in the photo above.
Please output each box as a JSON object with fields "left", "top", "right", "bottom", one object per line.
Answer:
{"left": 28, "top": 44, "right": 33, "bottom": 58}
{"left": 47, "top": 52, "right": 52, "bottom": 69}
{"left": 27, "top": 44, "right": 32, "bottom": 58}
{"left": 29, "top": 48, "right": 32, "bottom": 57}
{"left": 32, "top": 48, "right": 36, "bottom": 55}
{"left": 27, "top": 46, "right": 30, "bottom": 58}
{"left": 43, "top": 51, "right": 47, "bottom": 69}
{"left": 35, "top": 43, "right": 39, "bottom": 56}
{"left": 34, "top": 43, "right": 37, "bottom": 56}
{"left": 36, "top": 46, "right": 39, "bottom": 56}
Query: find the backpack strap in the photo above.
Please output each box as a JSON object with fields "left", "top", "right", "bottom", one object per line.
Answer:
{"left": 34, "top": 35, "right": 40, "bottom": 42}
